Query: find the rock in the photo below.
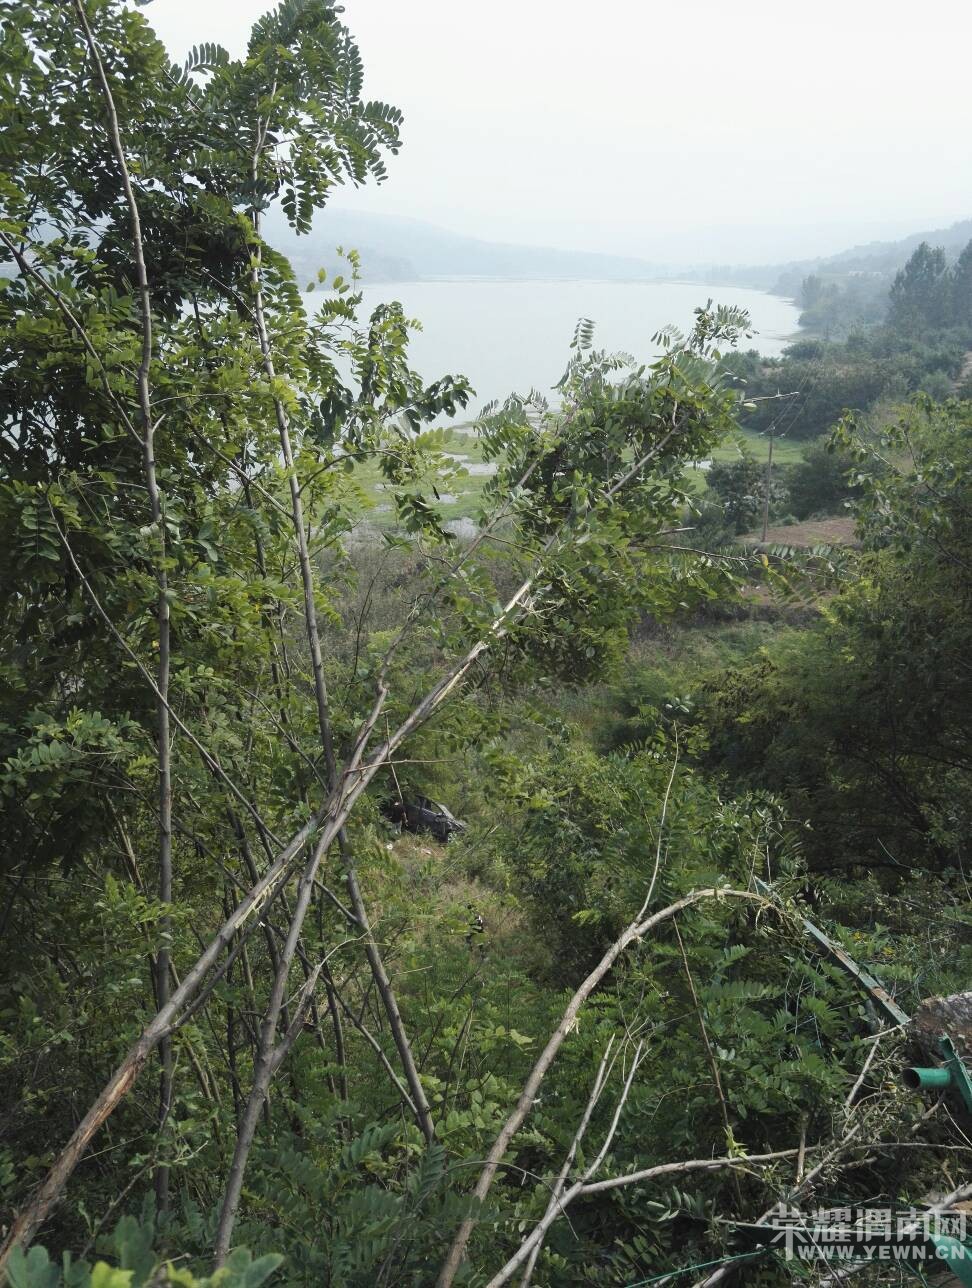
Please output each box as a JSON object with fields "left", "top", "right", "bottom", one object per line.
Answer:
{"left": 909, "top": 992, "right": 972, "bottom": 1062}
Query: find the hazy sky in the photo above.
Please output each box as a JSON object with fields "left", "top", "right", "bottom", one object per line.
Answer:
{"left": 143, "top": 0, "right": 972, "bottom": 266}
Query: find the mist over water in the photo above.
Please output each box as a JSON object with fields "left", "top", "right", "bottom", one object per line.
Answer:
{"left": 356, "top": 278, "right": 801, "bottom": 417}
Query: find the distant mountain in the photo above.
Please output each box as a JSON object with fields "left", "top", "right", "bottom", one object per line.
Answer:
{"left": 264, "top": 207, "right": 972, "bottom": 311}
{"left": 801, "top": 217, "right": 972, "bottom": 272}
{"left": 265, "top": 208, "right": 666, "bottom": 284}
{"left": 695, "top": 218, "right": 972, "bottom": 297}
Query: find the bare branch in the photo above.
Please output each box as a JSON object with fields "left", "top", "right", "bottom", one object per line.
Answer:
{"left": 495, "top": 1146, "right": 810, "bottom": 1288}
{"left": 436, "top": 888, "right": 771, "bottom": 1288}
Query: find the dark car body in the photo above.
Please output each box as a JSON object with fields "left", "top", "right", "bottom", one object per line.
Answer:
{"left": 384, "top": 795, "right": 467, "bottom": 842}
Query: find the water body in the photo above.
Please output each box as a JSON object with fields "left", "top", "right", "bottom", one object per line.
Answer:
{"left": 356, "top": 278, "right": 800, "bottom": 417}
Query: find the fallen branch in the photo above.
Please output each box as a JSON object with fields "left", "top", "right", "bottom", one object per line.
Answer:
{"left": 689, "top": 1028, "right": 896, "bottom": 1288}
{"left": 436, "top": 888, "right": 772, "bottom": 1288}
{"left": 491, "top": 1147, "right": 812, "bottom": 1288}
{"left": 487, "top": 1041, "right": 646, "bottom": 1288}
{"left": 516, "top": 1036, "right": 619, "bottom": 1287}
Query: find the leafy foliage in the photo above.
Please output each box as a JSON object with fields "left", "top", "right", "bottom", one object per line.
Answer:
{"left": 783, "top": 435, "right": 859, "bottom": 519}
{"left": 6, "top": 1215, "right": 280, "bottom": 1288}
{"left": 0, "top": 4, "right": 969, "bottom": 1287}
{"left": 701, "top": 397, "right": 972, "bottom": 884}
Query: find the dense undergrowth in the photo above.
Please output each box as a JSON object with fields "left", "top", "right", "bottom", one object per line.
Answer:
{"left": 6, "top": 400, "right": 970, "bottom": 1283}
{"left": 1, "top": 3, "right": 971, "bottom": 1286}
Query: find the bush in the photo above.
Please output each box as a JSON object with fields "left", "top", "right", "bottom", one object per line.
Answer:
{"left": 784, "top": 437, "right": 858, "bottom": 519}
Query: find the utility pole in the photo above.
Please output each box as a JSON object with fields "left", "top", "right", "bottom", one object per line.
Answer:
{"left": 761, "top": 416, "right": 775, "bottom": 544}
{"left": 745, "top": 389, "right": 798, "bottom": 545}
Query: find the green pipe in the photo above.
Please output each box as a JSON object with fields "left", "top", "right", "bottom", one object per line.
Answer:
{"left": 903, "top": 1065, "right": 953, "bottom": 1091}
{"left": 902, "top": 1038, "right": 972, "bottom": 1114}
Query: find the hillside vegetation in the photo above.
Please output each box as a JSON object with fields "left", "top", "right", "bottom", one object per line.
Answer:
{"left": 0, "top": 5, "right": 970, "bottom": 1287}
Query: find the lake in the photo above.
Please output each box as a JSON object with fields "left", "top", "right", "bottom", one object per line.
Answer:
{"left": 355, "top": 278, "right": 800, "bottom": 418}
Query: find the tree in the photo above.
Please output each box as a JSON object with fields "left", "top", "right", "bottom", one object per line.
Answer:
{"left": 888, "top": 241, "right": 951, "bottom": 333}
{"left": 705, "top": 448, "right": 789, "bottom": 534}
{"left": 785, "top": 436, "right": 858, "bottom": 518}
{"left": 798, "top": 273, "right": 842, "bottom": 335}
{"left": 951, "top": 238, "right": 972, "bottom": 331}
{"left": 0, "top": 0, "right": 762, "bottom": 1271}
{"left": 702, "top": 397, "right": 972, "bottom": 879}
{"left": 704, "top": 452, "right": 763, "bottom": 533}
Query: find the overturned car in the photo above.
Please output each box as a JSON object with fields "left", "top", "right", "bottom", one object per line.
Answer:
{"left": 383, "top": 795, "right": 467, "bottom": 842}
